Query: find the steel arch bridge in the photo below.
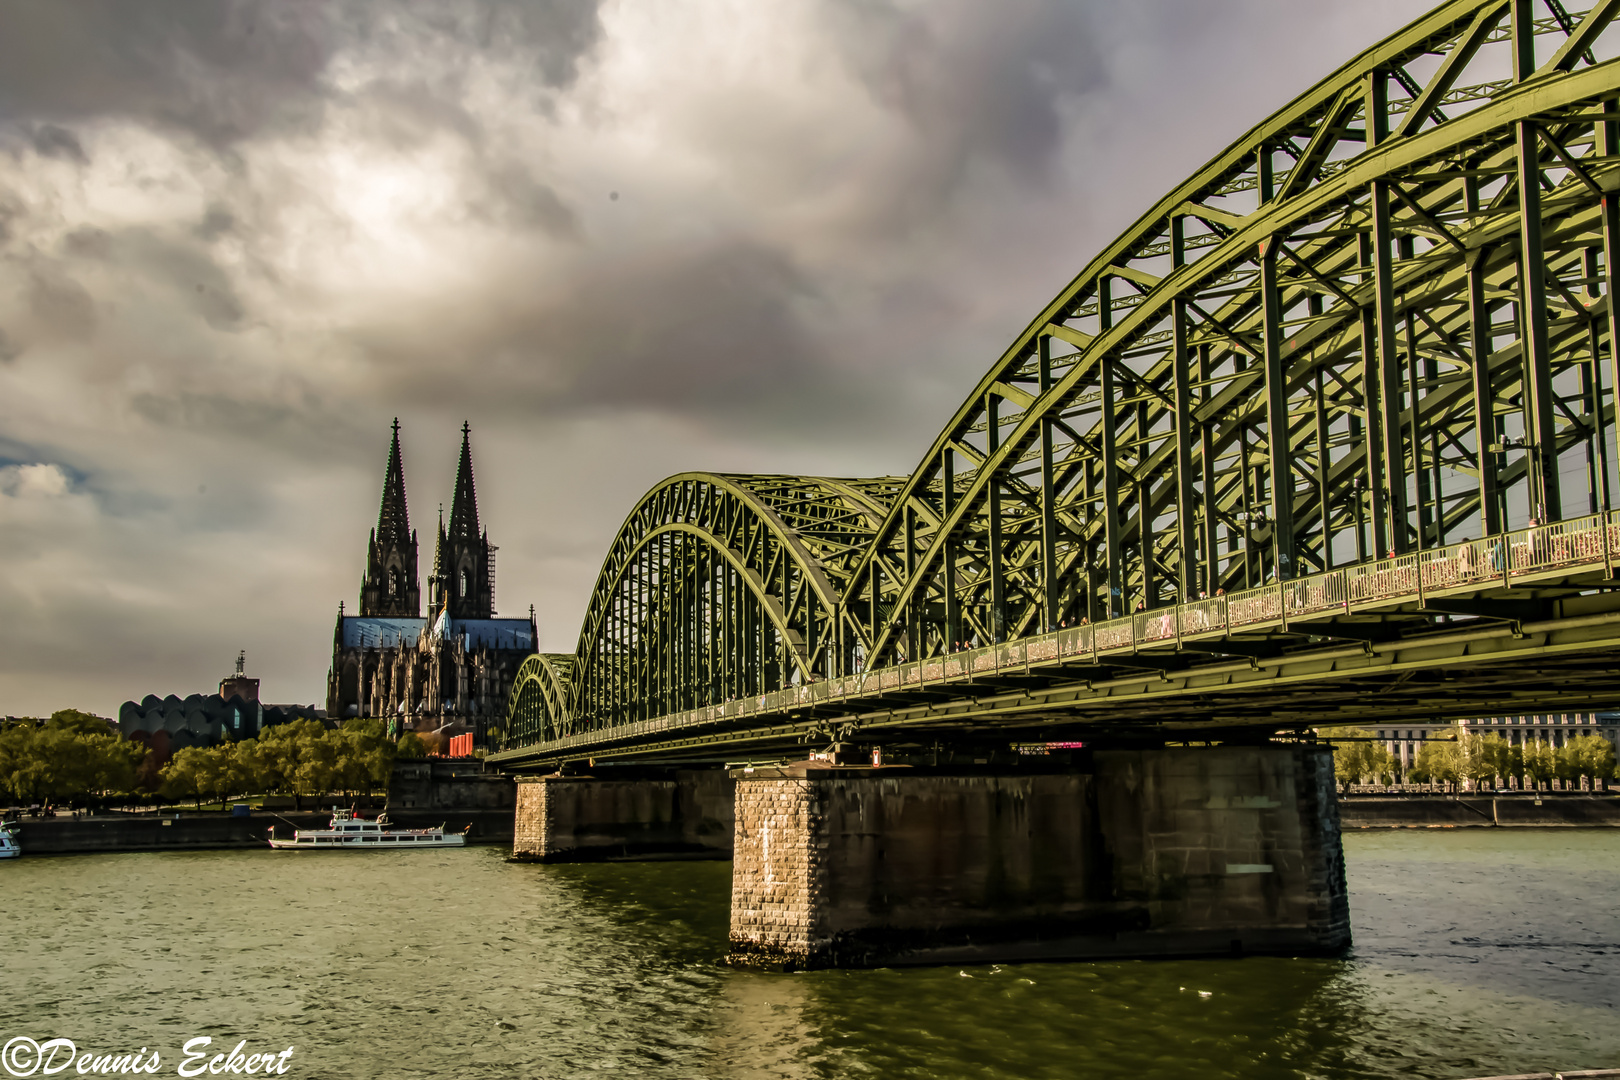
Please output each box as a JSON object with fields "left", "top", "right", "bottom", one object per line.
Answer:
{"left": 497, "top": 0, "right": 1620, "bottom": 767}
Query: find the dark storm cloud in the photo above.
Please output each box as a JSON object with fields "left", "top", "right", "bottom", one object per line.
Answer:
{"left": 0, "top": 186, "right": 26, "bottom": 246}
{"left": 53, "top": 224, "right": 246, "bottom": 331}
{"left": 27, "top": 267, "right": 96, "bottom": 340}
{"left": 29, "top": 123, "right": 87, "bottom": 163}
{"left": 334, "top": 0, "right": 1115, "bottom": 433}
{"left": 127, "top": 390, "right": 363, "bottom": 463}
{"left": 480, "top": 161, "right": 580, "bottom": 238}
{"left": 0, "top": 0, "right": 604, "bottom": 146}
{"left": 337, "top": 0, "right": 605, "bottom": 94}
{"left": 355, "top": 238, "right": 851, "bottom": 426}
{"left": 0, "top": 1, "right": 333, "bottom": 146}
{"left": 823, "top": 0, "right": 1105, "bottom": 222}
{"left": 193, "top": 205, "right": 237, "bottom": 241}
{"left": 538, "top": 241, "right": 830, "bottom": 413}
{"left": 836, "top": 0, "right": 1101, "bottom": 166}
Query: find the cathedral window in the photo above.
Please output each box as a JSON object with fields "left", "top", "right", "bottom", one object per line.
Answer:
{"left": 459, "top": 569, "right": 469, "bottom": 598}
{"left": 389, "top": 567, "right": 400, "bottom": 596}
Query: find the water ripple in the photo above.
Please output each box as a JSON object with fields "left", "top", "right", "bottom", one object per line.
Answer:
{"left": 0, "top": 833, "right": 1616, "bottom": 1078}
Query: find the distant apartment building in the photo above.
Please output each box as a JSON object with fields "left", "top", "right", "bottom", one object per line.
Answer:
{"left": 1370, "top": 713, "right": 1620, "bottom": 772}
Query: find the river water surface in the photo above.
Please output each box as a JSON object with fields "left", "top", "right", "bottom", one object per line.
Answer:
{"left": 2, "top": 830, "right": 1617, "bottom": 1079}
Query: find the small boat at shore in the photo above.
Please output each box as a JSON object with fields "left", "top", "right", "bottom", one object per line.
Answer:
{"left": 0, "top": 822, "right": 20, "bottom": 859}
{"left": 267, "top": 808, "right": 467, "bottom": 850}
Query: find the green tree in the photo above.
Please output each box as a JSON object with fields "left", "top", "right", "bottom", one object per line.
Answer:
{"left": 33, "top": 727, "right": 79, "bottom": 801}
{"left": 86, "top": 732, "right": 144, "bottom": 805}
{"left": 396, "top": 732, "right": 428, "bottom": 760}
{"left": 1410, "top": 736, "right": 1460, "bottom": 787}
{"left": 257, "top": 720, "right": 330, "bottom": 809}
{"left": 1553, "top": 741, "right": 1578, "bottom": 784}
{"left": 0, "top": 714, "right": 144, "bottom": 809}
{"left": 48, "top": 709, "right": 116, "bottom": 736}
{"left": 338, "top": 719, "right": 396, "bottom": 796}
{"left": 227, "top": 739, "right": 267, "bottom": 801}
{"left": 1565, "top": 734, "right": 1617, "bottom": 785}
{"left": 28, "top": 727, "right": 82, "bottom": 804}
{"left": 0, "top": 721, "right": 40, "bottom": 803}
{"left": 1458, "top": 733, "right": 1511, "bottom": 788}
{"left": 292, "top": 727, "right": 339, "bottom": 808}
{"left": 1326, "top": 729, "right": 1393, "bottom": 785}
{"left": 161, "top": 747, "right": 214, "bottom": 809}
{"left": 1523, "top": 739, "right": 1557, "bottom": 788}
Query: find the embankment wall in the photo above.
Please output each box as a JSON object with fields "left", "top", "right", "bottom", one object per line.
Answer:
{"left": 1339, "top": 795, "right": 1620, "bottom": 828}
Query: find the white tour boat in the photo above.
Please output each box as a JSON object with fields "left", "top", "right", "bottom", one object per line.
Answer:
{"left": 0, "top": 822, "right": 19, "bottom": 859}
{"left": 267, "top": 808, "right": 467, "bottom": 850}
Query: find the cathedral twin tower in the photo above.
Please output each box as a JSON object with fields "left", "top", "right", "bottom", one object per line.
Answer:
{"left": 362, "top": 419, "right": 494, "bottom": 622}
{"left": 327, "top": 421, "right": 536, "bottom": 742}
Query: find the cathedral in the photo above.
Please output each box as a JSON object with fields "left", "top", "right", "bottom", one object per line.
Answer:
{"left": 326, "top": 421, "right": 536, "bottom": 746}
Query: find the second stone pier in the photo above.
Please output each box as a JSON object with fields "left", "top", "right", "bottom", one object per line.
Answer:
{"left": 511, "top": 769, "right": 734, "bottom": 862}
{"left": 727, "top": 745, "right": 1349, "bottom": 968}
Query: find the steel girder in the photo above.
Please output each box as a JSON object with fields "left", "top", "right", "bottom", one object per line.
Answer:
{"left": 502, "top": 0, "right": 1620, "bottom": 753}
{"left": 843, "top": 0, "right": 1620, "bottom": 672}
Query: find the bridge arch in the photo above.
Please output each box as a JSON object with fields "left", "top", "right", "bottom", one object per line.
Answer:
{"left": 504, "top": 653, "right": 576, "bottom": 746}
{"left": 842, "top": 0, "right": 1620, "bottom": 667}
{"left": 545, "top": 473, "right": 901, "bottom": 737}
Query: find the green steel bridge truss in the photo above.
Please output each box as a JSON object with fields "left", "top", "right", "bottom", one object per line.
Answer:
{"left": 500, "top": 0, "right": 1620, "bottom": 762}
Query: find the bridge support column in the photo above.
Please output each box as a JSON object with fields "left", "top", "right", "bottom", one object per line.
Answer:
{"left": 510, "top": 770, "right": 734, "bottom": 862}
{"left": 726, "top": 745, "right": 1348, "bottom": 969}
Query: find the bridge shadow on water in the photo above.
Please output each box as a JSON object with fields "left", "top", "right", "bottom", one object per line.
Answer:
{"left": 521, "top": 831, "right": 1620, "bottom": 1080}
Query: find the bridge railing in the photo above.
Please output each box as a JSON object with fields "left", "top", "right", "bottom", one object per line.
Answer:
{"left": 502, "top": 511, "right": 1620, "bottom": 757}
{"left": 819, "top": 510, "right": 1616, "bottom": 702}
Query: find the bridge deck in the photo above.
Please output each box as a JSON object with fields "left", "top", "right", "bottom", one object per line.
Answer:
{"left": 493, "top": 512, "right": 1620, "bottom": 767}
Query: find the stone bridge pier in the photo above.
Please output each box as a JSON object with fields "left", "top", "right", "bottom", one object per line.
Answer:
{"left": 725, "top": 745, "right": 1349, "bottom": 969}
{"left": 511, "top": 768, "right": 734, "bottom": 862}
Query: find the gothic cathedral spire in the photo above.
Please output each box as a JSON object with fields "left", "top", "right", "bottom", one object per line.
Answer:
{"left": 433, "top": 421, "right": 494, "bottom": 619}
{"left": 359, "top": 419, "right": 421, "bottom": 617}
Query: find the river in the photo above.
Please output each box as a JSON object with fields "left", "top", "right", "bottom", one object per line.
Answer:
{"left": 2, "top": 830, "right": 1617, "bottom": 1079}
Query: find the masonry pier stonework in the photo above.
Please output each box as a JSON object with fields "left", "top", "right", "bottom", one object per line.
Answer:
{"left": 511, "top": 770, "right": 735, "bottom": 862}
{"left": 725, "top": 745, "right": 1349, "bottom": 969}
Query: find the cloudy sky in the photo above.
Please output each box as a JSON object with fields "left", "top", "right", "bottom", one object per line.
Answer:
{"left": 0, "top": 0, "right": 1419, "bottom": 718}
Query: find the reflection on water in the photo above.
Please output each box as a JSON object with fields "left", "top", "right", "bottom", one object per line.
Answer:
{"left": 2, "top": 832, "right": 1617, "bottom": 1079}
